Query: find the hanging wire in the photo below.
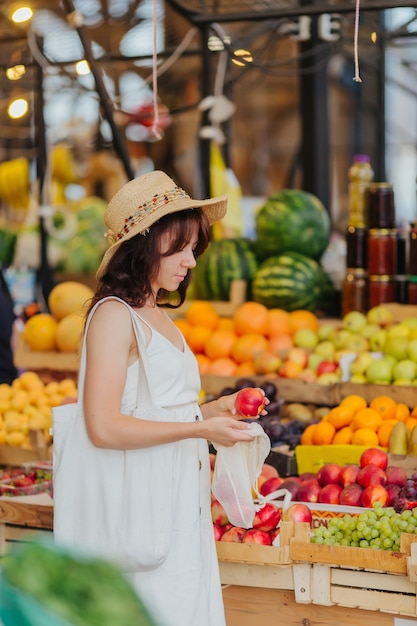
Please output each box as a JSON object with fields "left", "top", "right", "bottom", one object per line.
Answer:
{"left": 353, "top": 0, "right": 362, "bottom": 82}
{"left": 149, "top": 0, "right": 162, "bottom": 140}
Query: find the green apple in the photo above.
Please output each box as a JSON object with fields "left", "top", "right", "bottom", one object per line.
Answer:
{"left": 293, "top": 328, "right": 319, "bottom": 349}
{"left": 393, "top": 378, "right": 414, "bottom": 386}
{"left": 402, "top": 316, "right": 417, "bottom": 330}
{"left": 308, "top": 352, "right": 325, "bottom": 370}
{"left": 365, "top": 357, "right": 393, "bottom": 384}
{"left": 383, "top": 354, "right": 398, "bottom": 369}
{"left": 350, "top": 373, "right": 367, "bottom": 384}
{"left": 342, "top": 311, "right": 367, "bottom": 333}
{"left": 409, "top": 328, "right": 417, "bottom": 341}
{"left": 360, "top": 323, "right": 381, "bottom": 340}
{"left": 314, "top": 340, "right": 336, "bottom": 362}
{"left": 334, "top": 330, "right": 355, "bottom": 350}
{"left": 386, "top": 322, "right": 411, "bottom": 340}
{"left": 350, "top": 351, "right": 374, "bottom": 376}
{"left": 317, "top": 323, "right": 337, "bottom": 342}
{"left": 392, "top": 359, "right": 417, "bottom": 381}
{"left": 384, "top": 337, "right": 409, "bottom": 361}
{"left": 369, "top": 328, "right": 387, "bottom": 352}
{"left": 366, "top": 305, "right": 395, "bottom": 327}
{"left": 343, "top": 334, "right": 369, "bottom": 352}
{"left": 316, "top": 372, "right": 341, "bottom": 385}
{"left": 407, "top": 338, "right": 417, "bottom": 362}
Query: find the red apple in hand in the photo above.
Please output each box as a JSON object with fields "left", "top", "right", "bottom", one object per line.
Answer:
{"left": 235, "top": 387, "right": 266, "bottom": 417}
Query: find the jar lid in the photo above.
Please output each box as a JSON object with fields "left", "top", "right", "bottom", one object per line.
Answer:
{"left": 353, "top": 154, "right": 370, "bottom": 163}
{"left": 368, "top": 228, "right": 397, "bottom": 236}
{"left": 346, "top": 268, "right": 368, "bottom": 276}
{"left": 368, "top": 182, "right": 393, "bottom": 190}
{"left": 409, "top": 275, "right": 417, "bottom": 283}
{"left": 346, "top": 225, "right": 368, "bottom": 235}
{"left": 369, "top": 274, "right": 393, "bottom": 282}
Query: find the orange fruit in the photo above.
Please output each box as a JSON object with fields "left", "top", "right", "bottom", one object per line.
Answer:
{"left": 231, "top": 333, "right": 269, "bottom": 364}
{"left": 410, "top": 405, "right": 417, "bottom": 418}
{"left": 339, "top": 394, "right": 367, "bottom": 414}
{"left": 204, "top": 329, "right": 237, "bottom": 360}
{"left": 300, "top": 423, "right": 316, "bottom": 445}
{"left": 405, "top": 416, "right": 417, "bottom": 431}
{"left": 351, "top": 407, "right": 383, "bottom": 432}
{"left": 23, "top": 314, "right": 58, "bottom": 351}
{"left": 48, "top": 281, "right": 93, "bottom": 321}
{"left": 269, "top": 334, "right": 294, "bottom": 354}
{"left": 326, "top": 405, "right": 355, "bottom": 430}
{"left": 233, "top": 301, "right": 269, "bottom": 336}
{"left": 377, "top": 420, "right": 397, "bottom": 448}
{"left": 332, "top": 426, "right": 354, "bottom": 444}
{"left": 55, "top": 314, "right": 85, "bottom": 352}
{"left": 174, "top": 318, "right": 192, "bottom": 339}
{"left": 206, "top": 357, "right": 237, "bottom": 376}
{"left": 288, "top": 310, "right": 319, "bottom": 335}
{"left": 369, "top": 395, "right": 397, "bottom": 420}
{"left": 186, "top": 325, "right": 213, "bottom": 353}
{"left": 217, "top": 317, "right": 235, "bottom": 332}
{"left": 266, "top": 308, "right": 291, "bottom": 337}
{"left": 351, "top": 428, "right": 380, "bottom": 446}
{"left": 234, "top": 361, "right": 256, "bottom": 377}
{"left": 185, "top": 301, "right": 219, "bottom": 330}
{"left": 195, "top": 354, "right": 211, "bottom": 376}
{"left": 395, "top": 403, "right": 410, "bottom": 422}
{"left": 311, "top": 420, "right": 336, "bottom": 445}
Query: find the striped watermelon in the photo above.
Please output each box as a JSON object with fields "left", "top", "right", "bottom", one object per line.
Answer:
{"left": 193, "top": 238, "right": 259, "bottom": 301}
{"left": 251, "top": 252, "right": 326, "bottom": 311}
{"left": 255, "top": 190, "right": 330, "bottom": 261}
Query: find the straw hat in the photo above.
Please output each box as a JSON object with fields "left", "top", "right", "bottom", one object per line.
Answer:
{"left": 96, "top": 170, "right": 227, "bottom": 280}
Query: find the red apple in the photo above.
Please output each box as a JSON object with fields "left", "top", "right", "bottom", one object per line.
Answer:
{"left": 386, "top": 483, "right": 402, "bottom": 506}
{"left": 252, "top": 503, "right": 281, "bottom": 532}
{"left": 316, "top": 361, "right": 339, "bottom": 376}
{"left": 220, "top": 526, "right": 246, "bottom": 542}
{"left": 270, "top": 527, "right": 280, "bottom": 543}
{"left": 261, "top": 463, "right": 280, "bottom": 480}
{"left": 360, "top": 447, "right": 388, "bottom": 470}
{"left": 318, "top": 483, "right": 342, "bottom": 504}
{"left": 357, "top": 464, "right": 386, "bottom": 488}
{"left": 242, "top": 529, "right": 272, "bottom": 545}
{"left": 211, "top": 499, "right": 230, "bottom": 526}
{"left": 361, "top": 484, "right": 389, "bottom": 508}
{"left": 339, "top": 483, "right": 364, "bottom": 507}
{"left": 282, "top": 503, "right": 313, "bottom": 524}
{"left": 385, "top": 465, "right": 407, "bottom": 487}
{"left": 339, "top": 464, "right": 360, "bottom": 487}
{"left": 235, "top": 387, "right": 266, "bottom": 417}
{"left": 260, "top": 476, "right": 284, "bottom": 497}
{"left": 317, "top": 463, "right": 342, "bottom": 487}
{"left": 279, "top": 478, "right": 301, "bottom": 500}
{"left": 278, "top": 360, "right": 304, "bottom": 379}
{"left": 296, "top": 480, "right": 321, "bottom": 503}
{"left": 298, "top": 472, "right": 318, "bottom": 483}
{"left": 213, "top": 523, "right": 225, "bottom": 541}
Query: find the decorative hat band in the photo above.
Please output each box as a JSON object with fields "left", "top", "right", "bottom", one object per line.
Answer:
{"left": 104, "top": 185, "right": 191, "bottom": 244}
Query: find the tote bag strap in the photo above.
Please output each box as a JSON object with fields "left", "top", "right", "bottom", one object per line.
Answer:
{"left": 78, "top": 296, "right": 153, "bottom": 408}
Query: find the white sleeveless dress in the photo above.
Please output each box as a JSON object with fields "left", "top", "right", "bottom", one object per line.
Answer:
{"left": 122, "top": 312, "right": 226, "bottom": 626}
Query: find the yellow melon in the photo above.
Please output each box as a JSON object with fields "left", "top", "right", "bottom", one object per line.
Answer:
{"left": 48, "top": 281, "right": 94, "bottom": 321}
{"left": 55, "top": 313, "right": 85, "bottom": 352}
{"left": 23, "top": 313, "right": 58, "bottom": 351}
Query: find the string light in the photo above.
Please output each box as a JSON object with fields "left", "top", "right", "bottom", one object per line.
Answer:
{"left": 75, "top": 60, "right": 90, "bottom": 75}
{"left": 6, "top": 64, "right": 26, "bottom": 80}
{"left": 8, "top": 98, "right": 28, "bottom": 119}
{"left": 11, "top": 6, "right": 33, "bottom": 24}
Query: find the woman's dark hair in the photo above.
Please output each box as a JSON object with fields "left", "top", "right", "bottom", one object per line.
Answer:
{"left": 88, "top": 208, "right": 211, "bottom": 314}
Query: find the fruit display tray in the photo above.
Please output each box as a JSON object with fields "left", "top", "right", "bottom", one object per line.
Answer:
{"left": 295, "top": 444, "right": 373, "bottom": 474}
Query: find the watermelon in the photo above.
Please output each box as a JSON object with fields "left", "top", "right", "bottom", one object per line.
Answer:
{"left": 193, "top": 237, "right": 259, "bottom": 301}
{"left": 255, "top": 190, "right": 330, "bottom": 261}
{"left": 251, "top": 251, "right": 326, "bottom": 311}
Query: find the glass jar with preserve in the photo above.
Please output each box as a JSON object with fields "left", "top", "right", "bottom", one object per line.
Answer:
{"left": 367, "top": 228, "right": 397, "bottom": 275}
{"left": 342, "top": 269, "right": 368, "bottom": 316}
{"left": 368, "top": 274, "right": 396, "bottom": 308}
{"left": 367, "top": 183, "right": 396, "bottom": 229}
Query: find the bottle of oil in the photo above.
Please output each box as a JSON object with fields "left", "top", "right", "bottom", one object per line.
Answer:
{"left": 348, "top": 154, "right": 374, "bottom": 227}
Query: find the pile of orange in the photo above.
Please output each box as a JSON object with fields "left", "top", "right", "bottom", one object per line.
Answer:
{"left": 300, "top": 393, "right": 416, "bottom": 449}
{"left": 174, "top": 300, "right": 319, "bottom": 377}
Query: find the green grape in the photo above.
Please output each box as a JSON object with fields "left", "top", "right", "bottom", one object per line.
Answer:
{"left": 359, "top": 539, "right": 369, "bottom": 548}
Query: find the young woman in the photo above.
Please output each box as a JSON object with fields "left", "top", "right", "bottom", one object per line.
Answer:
{"left": 54, "top": 170, "right": 264, "bottom": 626}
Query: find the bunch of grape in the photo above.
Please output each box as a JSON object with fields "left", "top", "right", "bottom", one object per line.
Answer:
{"left": 311, "top": 504, "right": 417, "bottom": 551}
{"left": 391, "top": 473, "right": 417, "bottom": 514}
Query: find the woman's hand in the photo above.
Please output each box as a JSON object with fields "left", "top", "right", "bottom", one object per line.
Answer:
{"left": 202, "top": 416, "right": 257, "bottom": 447}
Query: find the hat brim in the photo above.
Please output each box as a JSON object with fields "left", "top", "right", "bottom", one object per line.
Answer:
{"left": 96, "top": 194, "right": 227, "bottom": 280}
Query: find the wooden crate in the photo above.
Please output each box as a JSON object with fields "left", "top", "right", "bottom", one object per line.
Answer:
{"left": 0, "top": 498, "right": 53, "bottom": 556}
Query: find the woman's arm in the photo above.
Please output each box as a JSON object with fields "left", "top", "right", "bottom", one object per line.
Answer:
{"left": 83, "top": 301, "right": 255, "bottom": 450}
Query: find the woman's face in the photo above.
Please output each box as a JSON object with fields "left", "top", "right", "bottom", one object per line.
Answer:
{"left": 153, "top": 222, "right": 199, "bottom": 293}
